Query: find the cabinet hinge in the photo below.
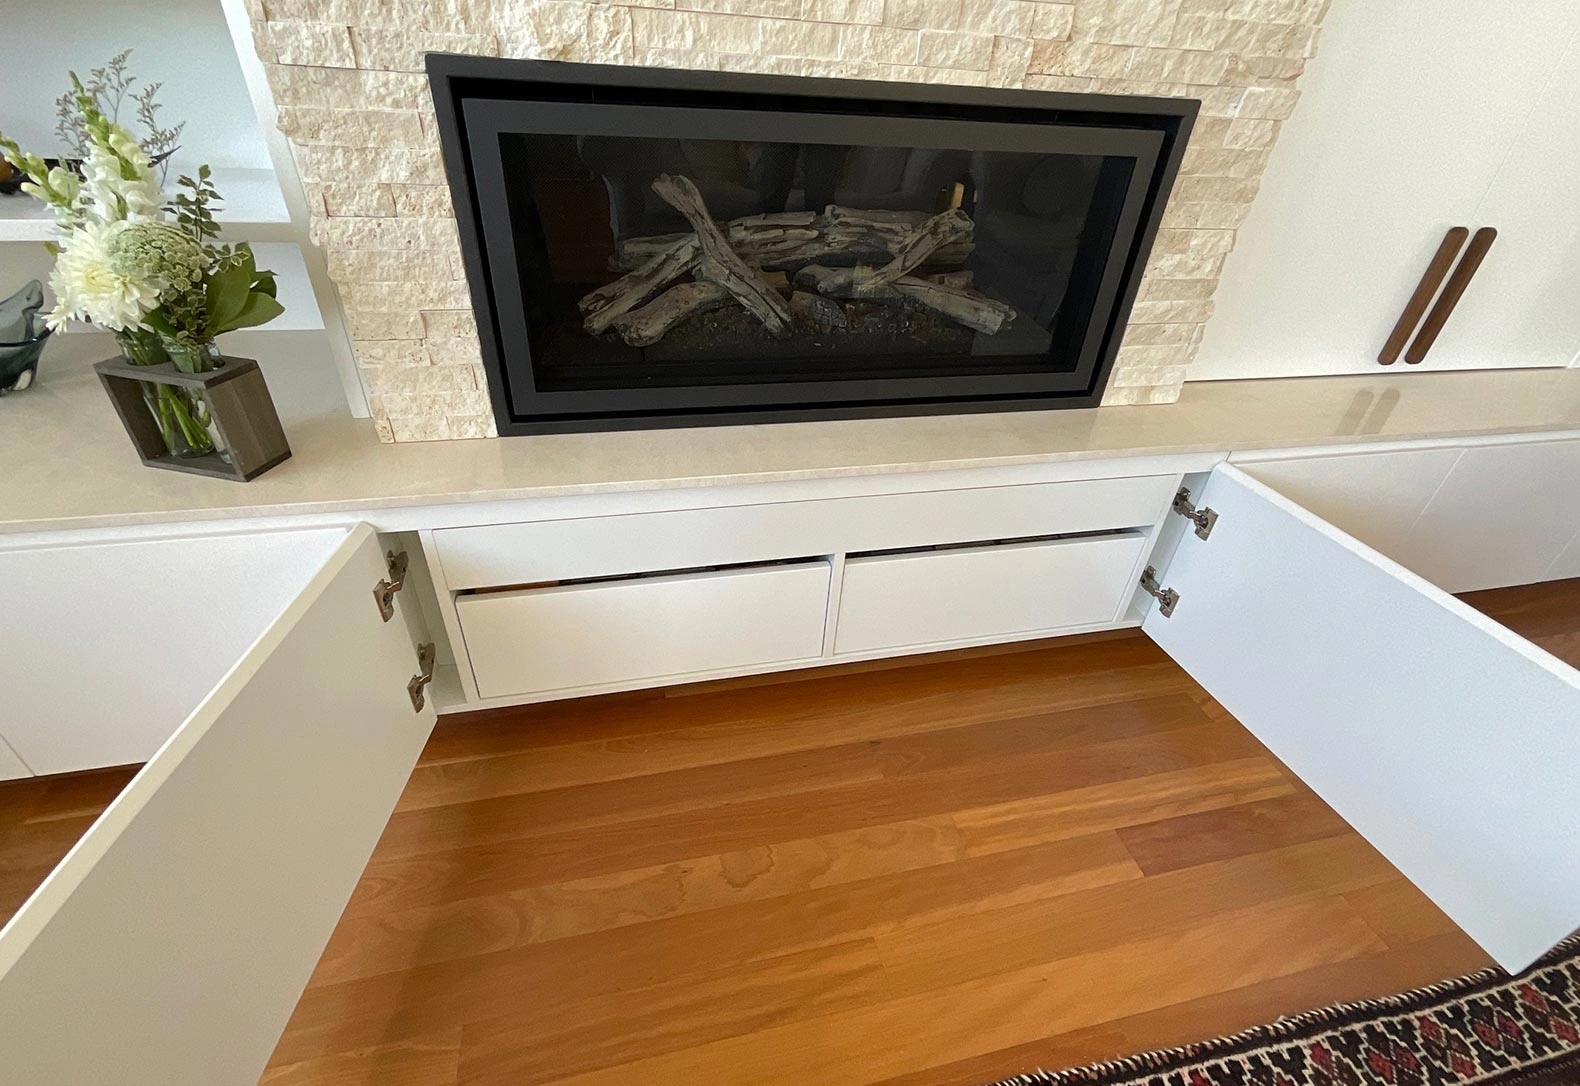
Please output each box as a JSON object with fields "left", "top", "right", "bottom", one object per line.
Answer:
{"left": 1140, "top": 565, "right": 1179, "bottom": 618}
{"left": 373, "top": 550, "right": 410, "bottom": 622}
{"left": 408, "top": 642, "right": 436, "bottom": 712}
{"left": 1172, "top": 487, "right": 1218, "bottom": 540}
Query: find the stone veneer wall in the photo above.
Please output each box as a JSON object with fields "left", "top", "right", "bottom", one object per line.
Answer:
{"left": 245, "top": 0, "right": 1329, "bottom": 441}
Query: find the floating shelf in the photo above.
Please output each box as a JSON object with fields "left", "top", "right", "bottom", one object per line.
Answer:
{"left": 0, "top": 167, "right": 292, "bottom": 244}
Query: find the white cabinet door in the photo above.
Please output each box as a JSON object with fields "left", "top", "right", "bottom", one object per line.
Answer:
{"left": 0, "top": 524, "right": 437, "bottom": 1086}
{"left": 1142, "top": 464, "right": 1580, "bottom": 973}
{"left": 0, "top": 526, "right": 352, "bottom": 774}
{"left": 1192, "top": 1, "right": 1580, "bottom": 380}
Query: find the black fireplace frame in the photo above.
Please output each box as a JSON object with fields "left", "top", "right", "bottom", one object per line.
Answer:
{"left": 428, "top": 55, "right": 1197, "bottom": 435}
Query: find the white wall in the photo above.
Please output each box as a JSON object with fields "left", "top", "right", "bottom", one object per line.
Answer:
{"left": 2, "top": 0, "right": 271, "bottom": 177}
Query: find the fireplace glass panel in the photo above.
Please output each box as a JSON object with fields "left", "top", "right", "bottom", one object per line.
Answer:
{"left": 494, "top": 130, "right": 1138, "bottom": 393}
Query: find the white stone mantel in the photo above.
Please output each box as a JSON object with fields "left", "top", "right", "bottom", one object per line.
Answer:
{"left": 7, "top": 357, "right": 1580, "bottom": 536}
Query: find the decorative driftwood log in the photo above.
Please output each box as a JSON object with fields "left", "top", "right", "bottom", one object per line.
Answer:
{"left": 580, "top": 236, "right": 700, "bottom": 335}
{"left": 799, "top": 209, "right": 974, "bottom": 298}
{"left": 608, "top": 281, "right": 731, "bottom": 346}
{"left": 794, "top": 263, "right": 1015, "bottom": 335}
{"left": 651, "top": 174, "right": 792, "bottom": 336}
{"left": 580, "top": 176, "right": 1009, "bottom": 344}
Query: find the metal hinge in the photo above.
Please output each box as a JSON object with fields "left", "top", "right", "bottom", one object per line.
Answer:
{"left": 1172, "top": 487, "right": 1218, "bottom": 540}
{"left": 1140, "top": 565, "right": 1179, "bottom": 618}
{"left": 408, "top": 642, "right": 436, "bottom": 712}
{"left": 373, "top": 550, "right": 410, "bottom": 622}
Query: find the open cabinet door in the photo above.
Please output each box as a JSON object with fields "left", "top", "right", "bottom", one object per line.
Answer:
{"left": 0, "top": 524, "right": 437, "bottom": 1085}
{"left": 1143, "top": 464, "right": 1580, "bottom": 974}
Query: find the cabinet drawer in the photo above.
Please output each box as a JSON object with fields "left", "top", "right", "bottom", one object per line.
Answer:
{"left": 834, "top": 532, "right": 1148, "bottom": 655}
{"left": 458, "top": 560, "right": 832, "bottom": 698}
{"left": 434, "top": 475, "right": 1177, "bottom": 589}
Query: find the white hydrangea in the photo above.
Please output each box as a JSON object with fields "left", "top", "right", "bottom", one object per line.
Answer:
{"left": 46, "top": 220, "right": 161, "bottom": 331}
{"left": 76, "top": 129, "right": 165, "bottom": 225}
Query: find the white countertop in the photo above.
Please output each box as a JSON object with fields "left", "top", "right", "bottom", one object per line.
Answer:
{"left": 7, "top": 352, "right": 1580, "bottom": 535}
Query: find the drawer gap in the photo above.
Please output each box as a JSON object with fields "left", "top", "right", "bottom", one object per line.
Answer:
{"left": 459, "top": 554, "right": 831, "bottom": 597}
{"left": 848, "top": 527, "right": 1138, "bottom": 562}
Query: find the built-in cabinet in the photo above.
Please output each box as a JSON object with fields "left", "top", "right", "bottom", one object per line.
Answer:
{"left": 4, "top": 432, "right": 1580, "bottom": 1082}
{"left": 1194, "top": 0, "right": 1580, "bottom": 379}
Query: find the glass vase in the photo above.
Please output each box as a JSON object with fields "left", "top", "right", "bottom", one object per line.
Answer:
{"left": 116, "top": 331, "right": 227, "bottom": 460}
{"left": 161, "top": 337, "right": 224, "bottom": 375}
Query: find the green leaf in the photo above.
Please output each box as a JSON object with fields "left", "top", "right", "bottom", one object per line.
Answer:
{"left": 142, "top": 307, "right": 177, "bottom": 337}
{"left": 252, "top": 269, "right": 278, "bottom": 298}
{"left": 215, "top": 290, "right": 284, "bottom": 334}
{"left": 204, "top": 263, "right": 251, "bottom": 329}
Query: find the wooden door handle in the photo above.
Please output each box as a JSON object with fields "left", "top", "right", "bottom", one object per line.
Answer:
{"left": 1405, "top": 227, "right": 1497, "bottom": 364}
{"left": 1379, "top": 227, "right": 1468, "bottom": 365}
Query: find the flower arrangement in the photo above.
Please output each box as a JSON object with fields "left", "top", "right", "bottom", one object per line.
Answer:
{"left": 1, "top": 69, "right": 285, "bottom": 457}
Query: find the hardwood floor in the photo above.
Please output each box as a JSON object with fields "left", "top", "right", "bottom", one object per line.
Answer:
{"left": 8, "top": 581, "right": 1579, "bottom": 1086}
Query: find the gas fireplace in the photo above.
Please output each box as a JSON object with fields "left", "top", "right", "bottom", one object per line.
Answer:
{"left": 430, "top": 56, "right": 1195, "bottom": 434}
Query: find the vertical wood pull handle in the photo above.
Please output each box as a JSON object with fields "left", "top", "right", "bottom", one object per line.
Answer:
{"left": 1405, "top": 227, "right": 1497, "bottom": 364}
{"left": 1378, "top": 227, "right": 1468, "bottom": 365}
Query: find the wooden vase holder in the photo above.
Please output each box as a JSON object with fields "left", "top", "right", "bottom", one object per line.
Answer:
{"left": 94, "top": 355, "right": 292, "bottom": 482}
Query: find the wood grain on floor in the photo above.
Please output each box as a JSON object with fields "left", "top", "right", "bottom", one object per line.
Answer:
{"left": 8, "top": 581, "right": 1577, "bottom": 1086}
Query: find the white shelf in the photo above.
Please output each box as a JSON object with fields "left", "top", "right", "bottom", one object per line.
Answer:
{"left": 0, "top": 167, "right": 291, "bottom": 244}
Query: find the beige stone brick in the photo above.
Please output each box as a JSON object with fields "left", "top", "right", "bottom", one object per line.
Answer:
{"left": 329, "top": 248, "right": 464, "bottom": 282}
{"left": 1172, "top": 173, "right": 1259, "bottom": 203}
{"left": 421, "top": 310, "right": 478, "bottom": 339}
{"left": 1152, "top": 227, "right": 1236, "bottom": 256}
{"left": 344, "top": 310, "right": 425, "bottom": 339}
{"left": 447, "top": 414, "right": 497, "bottom": 439}
{"left": 498, "top": 2, "right": 634, "bottom": 62}
{"left": 1224, "top": 116, "right": 1278, "bottom": 148}
{"left": 389, "top": 416, "right": 455, "bottom": 442}
{"left": 1181, "top": 145, "right": 1270, "bottom": 178}
{"left": 1119, "top": 321, "right": 1197, "bottom": 346}
{"left": 1236, "top": 84, "right": 1300, "bottom": 118}
{"left": 1023, "top": 72, "right": 1095, "bottom": 92}
{"left": 960, "top": 0, "right": 1038, "bottom": 37}
{"left": 1088, "top": 77, "right": 1187, "bottom": 98}
{"left": 917, "top": 28, "right": 994, "bottom": 69}
{"left": 1115, "top": 342, "right": 1193, "bottom": 366}
{"left": 354, "top": 340, "right": 428, "bottom": 367}
{"left": 679, "top": 0, "right": 797, "bottom": 15}
{"left": 390, "top": 184, "right": 454, "bottom": 217}
{"left": 426, "top": 336, "right": 484, "bottom": 365}
{"left": 1126, "top": 46, "right": 1231, "bottom": 83}
{"left": 316, "top": 182, "right": 397, "bottom": 217}
{"left": 249, "top": 19, "right": 278, "bottom": 63}
{"left": 295, "top": 145, "right": 447, "bottom": 184}
{"left": 1223, "top": 53, "right": 1305, "bottom": 82}
{"left": 268, "top": 21, "right": 356, "bottom": 67}
{"left": 363, "top": 361, "right": 479, "bottom": 393}
{"left": 760, "top": 18, "right": 843, "bottom": 59}
{"left": 801, "top": 0, "right": 884, "bottom": 22}
{"left": 344, "top": 279, "right": 473, "bottom": 311}
{"left": 1129, "top": 298, "right": 1214, "bottom": 324}
{"left": 1188, "top": 85, "right": 1245, "bottom": 117}
{"left": 842, "top": 24, "right": 920, "bottom": 63}
{"left": 350, "top": 28, "right": 498, "bottom": 70}
{"left": 1072, "top": 0, "right": 1184, "bottom": 48}
{"left": 276, "top": 107, "right": 427, "bottom": 148}
{"left": 883, "top": 0, "right": 962, "bottom": 30}
{"left": 987, "top": 36, "right": 1035, "bottom": 87}
{"left": 1107, "top": 363, "right": 1190, "bottom": 389}
{"left": 1170, "top": 13, "right": 1230, "bottom": 48}
{"left": 264, "top": 66, "right": 430, "bottom": 110}
{"left": 311, "top": 216, "right": 457, "bottom": 251}
{"left": 1137, "top": 277, "right": 1218, "bottom": 301}
{"left": 1028, "top": 41, "right": 1133, "bottom": 77}
{"left": 1030, "top": 3, "right": 1074, "bottom": 40}
{"left": 879, "top": 63, "right": 989, "bottom": 86}
{"left": 1146, "top": 251, "right": 1226, "bottom": 278}
{"left": 630, "top": 7, "right": 761, "bottom": 50}
{"left": 1161, "top": 200, "right": 1250, "bottom": 229}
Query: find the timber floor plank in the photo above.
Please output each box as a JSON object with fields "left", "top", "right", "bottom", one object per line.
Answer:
{"left": 2, "top": 585, "right": 1566, "bottom": 1085}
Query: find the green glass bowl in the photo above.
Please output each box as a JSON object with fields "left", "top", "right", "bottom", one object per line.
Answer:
{"left": 0, "top": 327, "right": 54, "bottom": 394}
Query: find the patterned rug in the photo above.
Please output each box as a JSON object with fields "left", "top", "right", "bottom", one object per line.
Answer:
{"left": 986, "top": 938, "right": 1580, "bottom": 1086}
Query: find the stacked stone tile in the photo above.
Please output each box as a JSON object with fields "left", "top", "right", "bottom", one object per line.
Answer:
{"left": 245, "top": 0, "right": 1328, "bottom": 441}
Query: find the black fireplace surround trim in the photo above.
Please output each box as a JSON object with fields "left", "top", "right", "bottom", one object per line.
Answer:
{"left": 427, "top": 54, "right": 1198, "bottom": 435}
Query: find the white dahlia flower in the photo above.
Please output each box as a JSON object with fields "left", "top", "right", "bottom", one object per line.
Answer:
{"left": 46, "top": 220, "right": 161, "bottom": 331}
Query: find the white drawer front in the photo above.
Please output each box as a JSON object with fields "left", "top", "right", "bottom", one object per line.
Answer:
{"left": 834, "top": 533, "right": 1148, "bottom": 655}
{"left": 434, "top": 475, "right": 1176, "bottom": 589}
{"left": 459, "top": 561, "right": 832, "bottom": 698}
